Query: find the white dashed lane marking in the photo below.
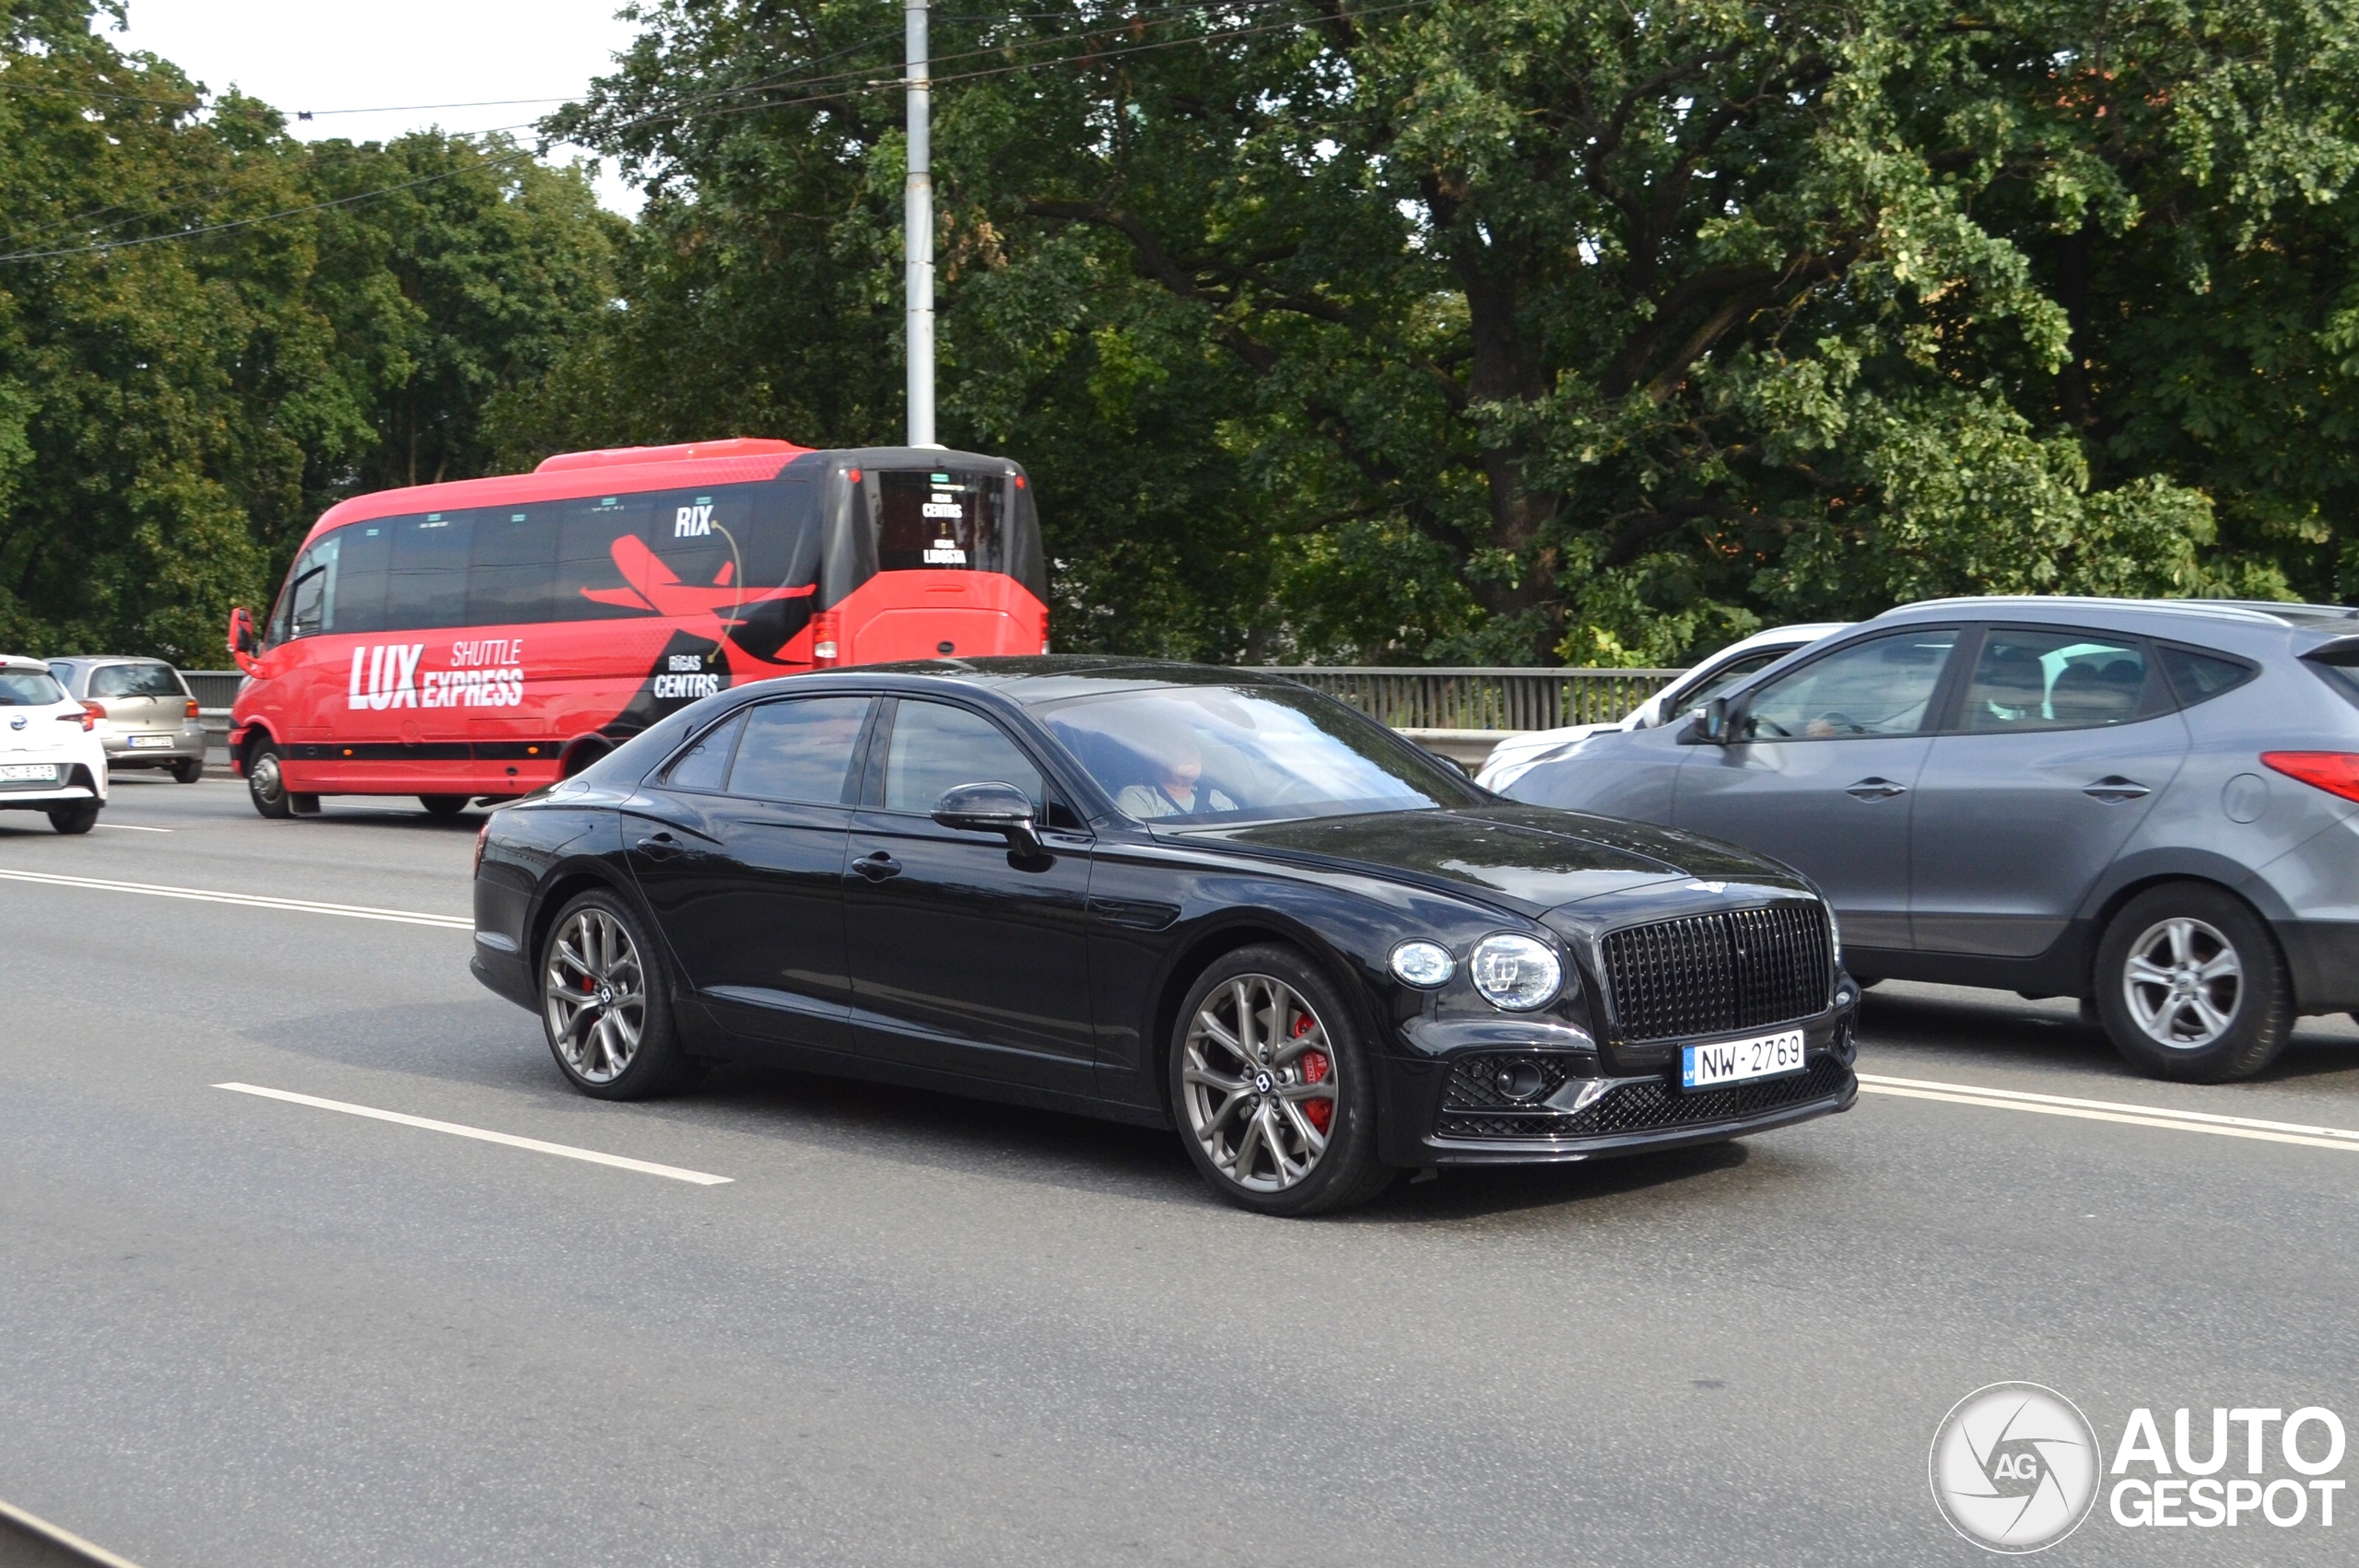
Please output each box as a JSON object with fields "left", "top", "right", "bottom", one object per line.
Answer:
{"left": 214, "top": 1083, "right": 733, "bottom": 1186}
{"left": 0, "top": 867, "right": 467, "bottom": 929}
{"left": 1859, "top": 1072, "right": 2359, "bottom": 1154}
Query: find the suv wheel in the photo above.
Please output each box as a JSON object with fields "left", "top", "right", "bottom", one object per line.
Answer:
{"left": 2094, "top": 883, "right": 2291, "bottom": 1082}
{"left": 1168, "top": 944, "right": 1394, "bottom": 1216}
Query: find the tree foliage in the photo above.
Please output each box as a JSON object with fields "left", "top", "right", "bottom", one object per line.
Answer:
{"left": 541, "top": 0, "right": 2359, "bottom": 663}
{"left": 0, "top": 0, "right": 621, "bottom": 658}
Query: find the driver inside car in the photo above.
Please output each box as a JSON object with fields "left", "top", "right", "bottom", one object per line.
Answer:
{"left": 1115, "top": 731, "right": 1238, "bottom": 819}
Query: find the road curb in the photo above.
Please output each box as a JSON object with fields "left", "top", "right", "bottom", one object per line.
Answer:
{"left": 0, "top": 1500, "right": 144, "bottom": 1568}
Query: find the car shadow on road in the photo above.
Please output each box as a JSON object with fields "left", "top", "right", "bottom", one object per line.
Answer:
{"left": 1859, "top": 981, "right": 2359, "bottom": 1089}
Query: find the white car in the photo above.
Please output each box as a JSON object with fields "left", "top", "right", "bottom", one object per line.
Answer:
{"left": 1475, "top": 623, "right": 1851, "bottom": 792}
{"left": 0, "top": 655, "right": 110, "bottom": 833}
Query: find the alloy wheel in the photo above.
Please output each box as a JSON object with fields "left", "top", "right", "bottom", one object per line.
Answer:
{"left": 545, "top": 907, "right": 648, "bottom": 1083}
{"left": 2123, "top": 917, "right": 2242, "bottom": 1049}
{"left": 1180, "top": 973, "right": 1339, "bottom": 1193}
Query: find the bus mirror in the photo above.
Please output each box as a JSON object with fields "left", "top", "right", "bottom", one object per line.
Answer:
{"left": 228, "top": 606, "right": 263, "bottom": 673}
{"left": 933, "top": 780, "right": 1043, "bottom": 855}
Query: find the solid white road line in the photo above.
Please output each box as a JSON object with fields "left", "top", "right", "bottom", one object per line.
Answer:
{"left": 215, "top": 1083, "right": 733, "bottom": 1186}
{"left": 0, "top": 867, "right": 468, "bottom": 929}
{"left": 0, "top": 1496, "right": 147, "bottom": 1568}
{"left": 1858, "top": 1072, "right": 2359, "bottom": 1154}
{"left": 95, "top": 822, "right": 173, "bottom": 833}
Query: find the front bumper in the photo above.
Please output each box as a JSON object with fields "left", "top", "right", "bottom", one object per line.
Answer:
{"left": 1381, "top": 991, "right": 1860, "bottom": 1168}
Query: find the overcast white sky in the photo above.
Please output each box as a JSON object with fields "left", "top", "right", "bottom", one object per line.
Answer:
{"left": 106, "top": 1, "right": 647, "bottom": 213}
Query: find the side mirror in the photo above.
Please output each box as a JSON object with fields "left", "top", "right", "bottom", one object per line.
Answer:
{"left": 1680, "top": 696, "right": 1732, "bottom": 746}
{"left": 228, "top": 606, "right": 263, "bottom": 673}
{"left": 933, "top": 780, "right": 1044, "bottom": 856}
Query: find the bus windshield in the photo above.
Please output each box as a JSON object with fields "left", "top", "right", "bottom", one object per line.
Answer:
{"left": 1038, "top": 685, "right": 1477, "bottom": 825}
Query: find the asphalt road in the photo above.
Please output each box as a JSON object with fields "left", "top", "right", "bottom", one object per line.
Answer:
{"left": 6, "top": 778, "right": 2359, "bottom": 1567}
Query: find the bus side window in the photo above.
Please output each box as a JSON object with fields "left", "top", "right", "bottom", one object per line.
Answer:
{"left": 557, "top": 495, "right": 654, "bottom": 622}
{"left": 334, "top": 523, "right": 391, "bottom": 635}
{"left": 286, "top": 535, "right": 340, "bottom": 638}
{"left": 469, "top": 506, "right": 561, "bottom": 626}
{"left": 384, "top": 512, "right": 475, "bottom": 630}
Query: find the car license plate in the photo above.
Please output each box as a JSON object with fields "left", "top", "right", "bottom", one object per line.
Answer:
{"left": 127, "top": 734, "right": 172, "bottom": 748}
{"left": 0, "top": 763, "right": 59, "bottom": 782}
{"left": 1681, "top": 1029, "right": 1806, "bottom": 1091}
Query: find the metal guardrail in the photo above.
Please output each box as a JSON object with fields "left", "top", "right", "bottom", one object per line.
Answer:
{"left": 1244, "top": 666, "right": 1683, "bottom": 731}
{"left": 182, "top": 670, "right": 244, "bottom": 712}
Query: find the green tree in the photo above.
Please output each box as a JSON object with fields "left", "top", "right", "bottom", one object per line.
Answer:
{"left": 548, "top": 0, "right": 2359, "bottom": 664}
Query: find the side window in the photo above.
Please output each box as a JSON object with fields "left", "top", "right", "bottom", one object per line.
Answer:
{"left": 727, "top": 697, "right": 873, "bottom": 803}
{"left": 1740, "top": 630, "right": 1959, "bottom": 741}
{"left": 882, "top": 700, "right": 1045, "bottom": 813}
{"left": 285, "top": 535, "right": 341, "bottom": 638}
{"left": 1962, "top": 628, "right": 2149, "bottom": 732}
{"left": 2163, "top": 644, "right": 2260, "bottom": 708}
{"left": 334, "top": 522, "right": 390, "bottom": 634}
{"left": 662, "top": 710, "right": 747, "bottom": 792}
{"left": 382, "top": 511, "right": 475, "bottom": 630}
{"left": 469, "top": 507, "right": 561, "bottom": 627}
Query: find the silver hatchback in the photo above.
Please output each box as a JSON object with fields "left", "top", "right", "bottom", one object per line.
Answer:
{"left": 1507, "top": 597, "right": 2359, "bottom": 1082}
{"left": 46, "top": 657, "right": 208, "bottom": 783}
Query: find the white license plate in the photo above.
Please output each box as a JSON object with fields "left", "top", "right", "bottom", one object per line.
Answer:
{"left": 126, "top": 734, "right": 172, "bottom": 749}
{"left": 0, "top": 763, "right": 59, "bottom": 782}
{"left": 1682, "top": 1029, "right": 1806, "bottom": 1090}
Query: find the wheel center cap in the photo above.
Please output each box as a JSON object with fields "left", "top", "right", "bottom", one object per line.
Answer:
{"left": 1252, "top": 1070, "right": 1274, "bottom": 1095}
{"left": 596, "top": 984, "right": 615, "bottom": 1006}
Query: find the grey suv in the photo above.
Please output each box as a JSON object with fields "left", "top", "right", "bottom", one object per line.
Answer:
{"left": 1506, "top": 597, "right": 2359, "bottom": 1082}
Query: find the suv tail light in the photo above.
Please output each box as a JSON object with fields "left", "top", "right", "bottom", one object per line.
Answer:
{"left": 2261, "top": 752, "right": 2359, "bottom": 802}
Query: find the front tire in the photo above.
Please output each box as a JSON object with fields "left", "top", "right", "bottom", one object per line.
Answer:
{"left": 246, "top": 741, "right": 294, "bottom": 819}
{"left": 1168, "top": 944, "right": 1392, "bottom": 1216}
{"left": 539, "top": 889, "right": 696, "bottom": 1100}
{"left": 48, "top": 802, "right": 99, "bottom": 834}
{"left": 2095, "top": 883, "right": 2291, "bottom": 1082}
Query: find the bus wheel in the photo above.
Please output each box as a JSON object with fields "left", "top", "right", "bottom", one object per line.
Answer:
{"left": 247, "top": 741, "right": 295, "bottom": 819}
{"left": 419, "top": 794, "right": 470, "bottom": 817}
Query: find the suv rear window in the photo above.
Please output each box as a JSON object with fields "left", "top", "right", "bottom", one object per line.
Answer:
{"left": 2159, "top": 645, "right": 2259, "bottom": 708}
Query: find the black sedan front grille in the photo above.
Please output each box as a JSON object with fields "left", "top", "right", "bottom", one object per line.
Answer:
{"left": 1600, "top": 903, "right": 1832, "bottom": 1043}
{"left": 1435, "top": 1055, "right": 1851, "bottom": 1141}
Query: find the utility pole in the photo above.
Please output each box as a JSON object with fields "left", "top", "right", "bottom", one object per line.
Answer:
{"left": 904, "top": 0, "right": 936, "bottom": 447}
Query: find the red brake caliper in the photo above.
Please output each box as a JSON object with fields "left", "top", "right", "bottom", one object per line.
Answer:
{"left": 1293, "top": 1012, "right": 1332, "bottom": 1132}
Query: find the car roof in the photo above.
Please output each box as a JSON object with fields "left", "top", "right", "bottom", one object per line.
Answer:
{"left": 829, "top": 656, "right": 1312, "bottom": 707}
{"left": 1873, "top": 595, "right": 2359, "bottom": 632}
{"left": 46, "top": 655, "right": 173, "bottom": 666}
{"left": 1, "top": 654, "right": 53, "bottom": 673}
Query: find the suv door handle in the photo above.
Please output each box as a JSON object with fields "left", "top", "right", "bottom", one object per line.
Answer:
{"left": 852, "top": 850, "right": 901, "bottom": 882}
{"left": 2083, "top": 777, "right": 2152, "bottom": 802}
{"left": 1845, "top": 778, "right": 1908, "bottom": 801}
{"left": 635, "top": 831, "right": 682, "bottom": 860}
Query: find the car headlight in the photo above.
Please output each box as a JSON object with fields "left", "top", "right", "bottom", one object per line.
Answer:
{"left": 1469, "top": 933, "right": 1562, "bottom": 1011}
{"left": 1826, "top": 906, "right": 1842, "bottom": 968}
{"left": 1389, "top": 940, "right": 1455, "bottom": 989}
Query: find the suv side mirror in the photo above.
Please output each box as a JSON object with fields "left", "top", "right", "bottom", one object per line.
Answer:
{"left": 933, "top": 780, "right": 1045, "bottom": 856}
{"left": 1681, "top": 696, "right": 1732, "bottom": 746}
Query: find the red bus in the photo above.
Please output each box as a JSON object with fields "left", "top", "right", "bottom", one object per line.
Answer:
{"left": 226, "top": 439, "right": 1047, "bottom": 817}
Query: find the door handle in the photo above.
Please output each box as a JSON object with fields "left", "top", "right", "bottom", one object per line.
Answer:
{"left": 852, "top": 850, "right": 901, "bottom": 882}
{"left": 1845, "top": 778, "right": 1908, "bottom": 801}
{"left": 635, "top": 831, "right": 682, "bottom": 860}
{"left": 2083, "top": 777, "right": 2152, "bottom": 802}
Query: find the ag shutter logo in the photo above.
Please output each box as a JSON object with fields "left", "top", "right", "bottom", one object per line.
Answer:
{"left": 1930, "top": 1383, "right": 2103, "bottom": 1552}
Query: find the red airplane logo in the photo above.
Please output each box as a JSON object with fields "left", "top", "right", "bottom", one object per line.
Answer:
{"left": 580, "top": 535, "right": 815, "bottom": 649}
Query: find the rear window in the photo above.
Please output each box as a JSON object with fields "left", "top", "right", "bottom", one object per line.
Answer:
{"left": 870, "top": 468, "right": 1006, "bottom": 573}
{"left": 0, "top": 670, "right": 65, "bottom": 706}
{"left": 88, "top": 662, "right": 185, "bottom": 699}
{"left": 2160, "top": 645, "right": 2259, "bottom": 708}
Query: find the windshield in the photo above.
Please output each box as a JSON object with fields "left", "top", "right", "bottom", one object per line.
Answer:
{"left": 0, "top": 670, "right": 66, "bottom": 706}
{"left": 1037, "top": 684, "right": 1478, "bottom": 825}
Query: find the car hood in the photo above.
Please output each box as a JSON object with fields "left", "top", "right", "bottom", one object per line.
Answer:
{"left": 1177, "top": 804, "right": 1809, "bottom": 915}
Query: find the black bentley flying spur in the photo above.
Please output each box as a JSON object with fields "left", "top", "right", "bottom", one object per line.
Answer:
{"left": 469, "top": 659, "right": 1860, "bottom": 1213}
